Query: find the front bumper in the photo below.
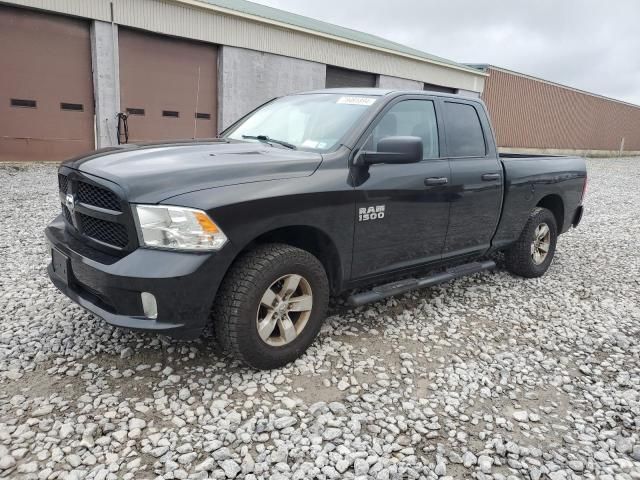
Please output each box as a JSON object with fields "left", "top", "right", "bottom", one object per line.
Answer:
{"left": 45, "top": 215, "right": 228, "bottom": 339}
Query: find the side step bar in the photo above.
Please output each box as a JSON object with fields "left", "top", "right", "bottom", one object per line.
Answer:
{"left": 347, "top": 260, "right": 496, "bottom": 307}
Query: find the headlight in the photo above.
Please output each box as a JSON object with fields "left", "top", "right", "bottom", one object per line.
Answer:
{"left": 134, "top": 205, "right": 228, "bottom": 251}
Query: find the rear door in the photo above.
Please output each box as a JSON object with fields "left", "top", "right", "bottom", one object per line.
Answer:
{"left": 440, "top": 100, "right": 503, "bottom": 259}
{"left": 351, "top": 96, "right": 452, "bottom": 279}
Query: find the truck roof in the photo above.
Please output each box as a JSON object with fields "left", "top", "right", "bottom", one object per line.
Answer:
{"left": 297, "top": 87, "right": 463, "bottom": 99}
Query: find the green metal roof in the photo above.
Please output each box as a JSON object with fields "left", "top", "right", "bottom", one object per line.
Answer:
{"left": 200, "top": 0, "right": 481, "bottom": 74}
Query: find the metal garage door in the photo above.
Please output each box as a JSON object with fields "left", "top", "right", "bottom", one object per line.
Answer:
{"left": 326, "top": 66, "right": 377, "bottom": 88}
{"left": 424, "top": 82, "right": 457, "bottom": 94}
{"left": 119, "top": 28, "right": 218, "bottom": 143}
{"left": 0, "top": 5, "right": 94, "bottom": 162}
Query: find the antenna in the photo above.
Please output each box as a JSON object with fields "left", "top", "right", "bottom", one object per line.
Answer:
{"left": 193, "top": 65, "right": 201, "bottom": 139}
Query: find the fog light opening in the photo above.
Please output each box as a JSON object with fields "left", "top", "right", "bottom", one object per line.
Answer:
{"left": 141, "top": 292, "right": 158, "bottom": 319}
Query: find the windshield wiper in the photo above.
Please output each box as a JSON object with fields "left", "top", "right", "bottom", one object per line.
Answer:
{"left": 241, "top": 134, "right": 296, "bottom": 150}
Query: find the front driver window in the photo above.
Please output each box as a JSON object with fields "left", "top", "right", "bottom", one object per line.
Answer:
{"left": 364, "top": 99, "right": 439, "bottom": 159}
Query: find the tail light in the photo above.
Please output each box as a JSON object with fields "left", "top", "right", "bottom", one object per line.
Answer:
{"left": 581, "top": 175, "right": 588, "bottom": 202}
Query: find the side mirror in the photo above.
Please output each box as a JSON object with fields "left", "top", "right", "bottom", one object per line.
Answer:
{"left": 355, "top": 136, "right": 423, "bottom": 166}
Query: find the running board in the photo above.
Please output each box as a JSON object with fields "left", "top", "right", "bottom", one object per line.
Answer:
{"left": 347, "top": 260, "right": 496, "bottom": 307}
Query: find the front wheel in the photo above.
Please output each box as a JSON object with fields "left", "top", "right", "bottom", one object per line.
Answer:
{"left": 213, "top": 243, "right": 329, "bottom": 369}
{"left": 505, "top": 207, "right": 558, "bottom": 278}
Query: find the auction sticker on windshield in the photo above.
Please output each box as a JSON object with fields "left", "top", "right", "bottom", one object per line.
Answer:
{"left": 336, "top": 96, "right": 377, "bottom": 106}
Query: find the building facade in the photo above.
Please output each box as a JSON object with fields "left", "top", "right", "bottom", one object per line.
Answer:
{"left": 473, "top": 65, "right": 640, "bottom": 156}
{"left": 0, "top": 0, "right": 485, "bottom": 162}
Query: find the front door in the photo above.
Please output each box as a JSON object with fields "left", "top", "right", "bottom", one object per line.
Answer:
{"left": 351, "top": 98, "right": 452, "bottom": 279}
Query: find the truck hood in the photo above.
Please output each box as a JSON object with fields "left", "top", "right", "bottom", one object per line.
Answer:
{"left": 64, "top": 141, "right": 322, "bottom": 203}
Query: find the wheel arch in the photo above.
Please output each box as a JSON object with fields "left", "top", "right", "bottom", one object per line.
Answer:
{"left": 536, "top": 194, "right": 564, "bottom": 232}
{"left": 238, "top": 225, "right": 344, "bottom": 293}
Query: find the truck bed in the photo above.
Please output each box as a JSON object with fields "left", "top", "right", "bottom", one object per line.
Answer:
{"left": 491, "top": 154, "right": 587, "bottom": 250}
{"left": 499, "top": 153, "right": 564, "bottom": 159}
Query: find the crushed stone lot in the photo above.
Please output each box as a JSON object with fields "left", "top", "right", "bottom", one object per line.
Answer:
{"left": 0, "top": 157, "right": 639, "bottom": 480}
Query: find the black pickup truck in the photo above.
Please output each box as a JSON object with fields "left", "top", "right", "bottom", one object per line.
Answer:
{"left": 46, "top": 88, "right": 587, "bottom": 369}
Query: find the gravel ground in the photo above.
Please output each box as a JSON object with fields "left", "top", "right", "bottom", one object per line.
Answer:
{"left": 0, "top": 157, "right": 639, "bottom": 480}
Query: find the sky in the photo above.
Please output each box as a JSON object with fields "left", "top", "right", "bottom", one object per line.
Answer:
{"left": 252, "top": 0, "right": 640, "bottom": 105}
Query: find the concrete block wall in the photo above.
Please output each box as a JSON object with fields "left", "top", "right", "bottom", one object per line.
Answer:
{"left": 377, "top": 75, "right": 423, "bottom": 91}
{"left": 457, "top": 89, "right": 481, "bottom": 98}
{"left": 218, "top": 46, "right": 326, "bottom": 131}
{"left": 90, "top": 20, "right": 120, "bottom": 148}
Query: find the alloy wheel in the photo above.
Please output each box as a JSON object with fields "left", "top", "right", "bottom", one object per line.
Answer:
{"left": 256, "top": 274, "right": 313, "bottom": 346}
{"left": 531, "top": 222, "right": 551, "bottom": 265}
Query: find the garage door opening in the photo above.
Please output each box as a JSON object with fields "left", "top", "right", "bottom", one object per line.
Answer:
{"left": 0, "top": 5, "right": 94, "bottom": 162}
{"left": 326, "top": 66, "right": 377, "bottom": 89}
{"left": 119, "top": 28, "right": 218, "bottom": 143}
{"left": 424, "top": 82, "right": 457, "bottom": 94}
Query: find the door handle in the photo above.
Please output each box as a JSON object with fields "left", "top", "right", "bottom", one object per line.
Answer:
{"left": 424, "top": 177, "right": 449, "bottom": 186}
{"left": 481, "top": 173, "right": 500, "bottom": 181}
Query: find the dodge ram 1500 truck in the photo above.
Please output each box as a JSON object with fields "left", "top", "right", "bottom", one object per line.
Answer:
{"left": 46, "top": 88, "right": 587, "bottom": 369}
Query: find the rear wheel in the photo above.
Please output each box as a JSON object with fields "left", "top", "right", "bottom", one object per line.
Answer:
{"left": 213, "top": 243, "right": 329, "bottom": 369}
{"left": 505, "top": 207, "right": 558, "bottom": 278}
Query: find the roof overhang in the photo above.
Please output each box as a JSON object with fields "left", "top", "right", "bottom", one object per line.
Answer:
{"left": 175, "top": 0, "right": 488, "bottom": 78}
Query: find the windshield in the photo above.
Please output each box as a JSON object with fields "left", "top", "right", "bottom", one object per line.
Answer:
{"left": 225, "top": 93, "right": 379, "bottom": 152}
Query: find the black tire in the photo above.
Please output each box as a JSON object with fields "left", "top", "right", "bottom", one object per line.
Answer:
{"left": 505, "top": 207, "right": 558, "bottom": 278}
{"left": 213, "top": 243, "right": 329, "bottom": 370}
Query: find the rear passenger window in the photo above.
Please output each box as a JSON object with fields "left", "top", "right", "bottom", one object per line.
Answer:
{"left": 443, "top": 102, "right": 486, "bottom": 157}
{"left": 365, "top": 100, "right": 439, "bottom": 159}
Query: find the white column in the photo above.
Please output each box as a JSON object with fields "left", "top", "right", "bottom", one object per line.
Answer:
{"left": 90, "top": 20, "right": 120, "bottom": 148}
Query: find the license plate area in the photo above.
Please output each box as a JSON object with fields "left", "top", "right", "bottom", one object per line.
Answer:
{"left": 51, "top": 247, "right": 70, "bottom": 285}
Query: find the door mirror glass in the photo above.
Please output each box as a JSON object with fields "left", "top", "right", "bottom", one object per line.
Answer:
{"left": 356, "top": 136, "right": 423, "bottom": 165}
